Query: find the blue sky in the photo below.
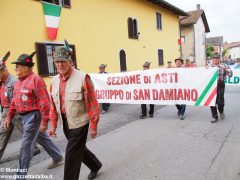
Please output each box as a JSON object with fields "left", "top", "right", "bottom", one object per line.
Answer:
{"left": 166, "top": 0, "right": 240, "bottom": 43}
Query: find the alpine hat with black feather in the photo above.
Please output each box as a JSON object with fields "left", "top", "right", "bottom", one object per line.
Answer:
{"left": 12, "top": 52, "right": 36, "bottom": 67}
{"left": 0, "top": 51, "right": 10, "bottom": 70}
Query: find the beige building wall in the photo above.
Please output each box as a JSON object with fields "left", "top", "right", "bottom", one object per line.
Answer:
{"left": 181, "top": 26, "right": 194, "bottom": 61}
{"left": 194, "top": 18, "right": 207, "bottom": 66}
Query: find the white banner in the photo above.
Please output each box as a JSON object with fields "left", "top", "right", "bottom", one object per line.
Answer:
{"left": 90, "top": 67, "right": 218, "bottom": 106}
{"left": 225, "top": 65, "right": 240, "bottom": 86}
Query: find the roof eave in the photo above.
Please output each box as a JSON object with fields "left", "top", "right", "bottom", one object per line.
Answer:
{"left": 201, "top": 11, "right": 210, "bottom": 33}
{"left": 147, "top": 0, "right": 189, "bottom": 16}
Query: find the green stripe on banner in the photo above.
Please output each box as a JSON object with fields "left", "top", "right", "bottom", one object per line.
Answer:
{"left": 42, "top": 2, "right": 61, "bottom": 17}
{"left": 194, "top": 70, "right": 218, "bottom": 106}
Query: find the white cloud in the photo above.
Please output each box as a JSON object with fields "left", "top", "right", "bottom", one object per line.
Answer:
{"left": 166, "top": 0, "right": 240, "bottom": 42}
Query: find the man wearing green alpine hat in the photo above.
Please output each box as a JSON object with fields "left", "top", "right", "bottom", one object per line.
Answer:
{"left": 208, "top": 53, "right": 232, "bottom": 123}
{"left": 4, "top": 52, "right": 63, "bottom": 179}
{"left": 0, "top": 51, "right": 41, "bottom": 162}
{"left": 48, "top": 40, "right": 102, "bottom": 180}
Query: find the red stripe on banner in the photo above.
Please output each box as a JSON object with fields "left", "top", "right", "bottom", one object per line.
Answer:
{"left": 47, "top": 27, "right": 58, "bottom": 40}
{"left": 204, "top": 87, "right": 217, "bottom": 106}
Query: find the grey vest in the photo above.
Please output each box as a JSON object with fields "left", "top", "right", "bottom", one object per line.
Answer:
{"left": 0, "top": 74, "right": 17, "bottom": 118}
{"left": 1, "top": 74, "right": 17, "bottom": 106}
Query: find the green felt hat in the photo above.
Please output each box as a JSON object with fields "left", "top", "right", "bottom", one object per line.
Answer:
{"left": 12, "top": 52, "right": 35, "bottom": 67}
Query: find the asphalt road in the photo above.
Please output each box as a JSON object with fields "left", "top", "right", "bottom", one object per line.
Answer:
{"left": 0, "top": 103, "right": 163, "bottom": 171}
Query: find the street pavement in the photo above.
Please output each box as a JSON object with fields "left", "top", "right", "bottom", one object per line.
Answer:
{"left": 1, "top": 86, "right": 240, "bottom": 180}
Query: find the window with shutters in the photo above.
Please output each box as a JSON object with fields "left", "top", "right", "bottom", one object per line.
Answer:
{"left": 119, "top": 50, "right": 127, "bottom": 72}
{"left": 128, "top": 18, "right": 134, "bottom": 38}
{"left": 158, "top": 49, "right": 164, "bottom": 66}
{"left": 156, "top": 12, "right": 162, "bottom": 30}
{"left": 62, "top": 0, "right": 71, "bottom": 8}
{"left": 127, "top": 17, "right": 139, "bottom": 39}
{"left": 41, "top": 0, "right": 71, "bottom": 8}
{"left": 133, "top": 19, "right": 138, "bottom": 38}
{"left": 35, "top": 42, "right": 77, "bottom": 77}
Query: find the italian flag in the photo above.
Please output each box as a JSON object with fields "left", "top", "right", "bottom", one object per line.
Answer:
{"left": 42, "top": 2, "right": 62, "bottom": 40}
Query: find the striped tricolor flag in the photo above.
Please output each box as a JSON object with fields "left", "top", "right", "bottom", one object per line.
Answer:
{"left": 42, "top": 2, "right": 62, "bottom": 40}
{"left": 194, "top": 70, "right": 218, "bottom": 106}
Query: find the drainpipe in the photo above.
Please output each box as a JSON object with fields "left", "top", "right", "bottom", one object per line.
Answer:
{"left": 178, "top": 19, "right": 182, "bottom": 58}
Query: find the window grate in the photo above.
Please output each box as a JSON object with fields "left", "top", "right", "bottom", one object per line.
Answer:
{"left": 35, "top": 42, "right": 77, "bottom": 77}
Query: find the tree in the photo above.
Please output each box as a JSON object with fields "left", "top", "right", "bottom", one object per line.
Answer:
{"left": 206, "top": 45, "right": 214, "bottom": 59}
{"left": 222, "top": 49, "right": 228, "bottom": 59}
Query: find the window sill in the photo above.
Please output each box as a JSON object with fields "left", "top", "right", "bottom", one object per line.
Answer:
{"left": 128, "top": 37, "right": 139, "bottom": 40}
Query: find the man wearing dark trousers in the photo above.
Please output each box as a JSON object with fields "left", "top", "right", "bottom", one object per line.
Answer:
{"left": 49, "top": 41, "right": 102, "bottom": 180}
{"left": 209, "top": 53, "right": 232, "bottom": 123}
{"left": 140, "top": 61, "right": 154, "bottom": 119}
{"left": 0, "top": 52, "right": 19, "bottom": 161}
{"left": 98, "top": 64, "right": 111, "bottom": 114}
{"left": 175, "top": 58, "right": 186, "bottom": 120}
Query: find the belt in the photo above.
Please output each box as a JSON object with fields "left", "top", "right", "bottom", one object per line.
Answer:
{"left": 2, "top": 106, "right": 9, "bottom": 109}
{"left": 19, "top": 110, "right": 38, "bottom": 116}
{"left": 217, "top": 80, "right": 225, "bottom": 84}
